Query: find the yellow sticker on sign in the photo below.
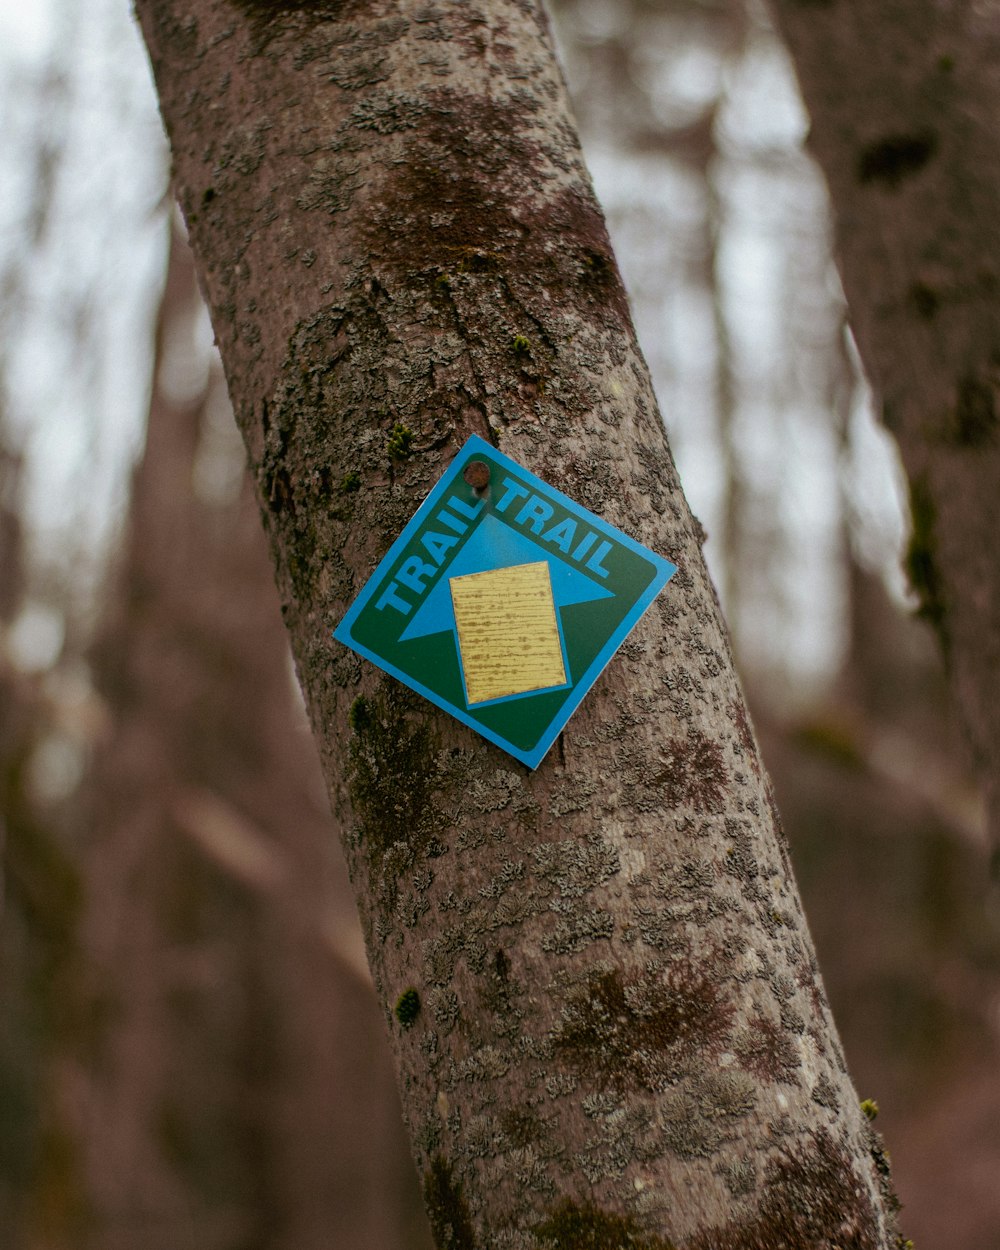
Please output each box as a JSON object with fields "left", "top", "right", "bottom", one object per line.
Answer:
{"left": 450, "top": 561, "right": 567, "bottom": 705}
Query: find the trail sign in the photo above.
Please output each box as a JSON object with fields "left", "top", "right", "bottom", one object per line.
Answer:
{"left": 334, "top": 435, "right": 676, "bottom": 768}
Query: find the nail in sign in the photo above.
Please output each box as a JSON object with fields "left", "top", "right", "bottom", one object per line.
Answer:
{"left": 333, "top": 435, "right": 676, "bottom": 768}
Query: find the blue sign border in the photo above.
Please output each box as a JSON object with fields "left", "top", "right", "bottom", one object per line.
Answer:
{"left": 333, "top": 435, "right": 677, "bottom": 768}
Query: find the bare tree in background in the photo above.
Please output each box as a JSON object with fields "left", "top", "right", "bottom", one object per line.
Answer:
{"left": 132, "top": 2, "right": 905, "bottom": 1246}
{"left": 36, "top": 219, "right": 430, "bottom": 1250}
{"left": 771, "top": 0, "right": 1000, "bottom": 855}
{"left": 0, "top": 412, "right": 74, "bottom": 1245}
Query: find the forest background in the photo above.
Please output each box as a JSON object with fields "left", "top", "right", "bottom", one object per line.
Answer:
{"left": 1, "top": 1, "right": 998, "bottom": 1248}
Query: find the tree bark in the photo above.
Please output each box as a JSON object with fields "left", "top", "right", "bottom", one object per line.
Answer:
{"left": 134, "top": 2, "right": 903, "bottom": 1246}
{"left": 769, "top": 0, "right": 1000, "bottom": 855}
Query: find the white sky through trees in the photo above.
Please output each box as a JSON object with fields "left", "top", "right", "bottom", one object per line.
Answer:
{"left": 0, "top": 0, "right": 908, "bottom": 697}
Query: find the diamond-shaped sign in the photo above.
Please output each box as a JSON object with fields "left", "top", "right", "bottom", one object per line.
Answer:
{"left": 334, "top": 435, "right": 676, "bottom": 767}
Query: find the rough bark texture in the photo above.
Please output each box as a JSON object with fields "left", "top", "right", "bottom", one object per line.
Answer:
{"left": 769, "top": 0, "right": 1000, "bottom": 854}
{"left": 134, "top": 2, "right": 902, "bottom": 1246}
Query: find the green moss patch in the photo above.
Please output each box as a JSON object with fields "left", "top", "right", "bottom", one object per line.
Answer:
{"left": 395, "top": 987, "right": 421, "bottom": 1028}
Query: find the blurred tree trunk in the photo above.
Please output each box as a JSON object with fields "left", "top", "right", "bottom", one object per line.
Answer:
{"left": 134, "top": 2, "right": 903, "bottom": 1246}
{"left": 0, "top": 426, "right": 79, "bottom": 1245}
{"left": 770, "top": 0, "right": 1000, "bottom": 854}
{"left": 758, "top": 555, "right": 1000, "bottom": 1250}
{"left": 47, "top": 219, "right": 429, "bottom": 1250}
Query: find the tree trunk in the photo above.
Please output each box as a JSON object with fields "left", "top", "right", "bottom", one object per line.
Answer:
{"left": 134, "top": 2, "right": 903, "bottom": 1245}
{"left": 0, "top": 422, "right": 75, "bottom": 1245}
{"left": 769, "top": 0, "right": 1000, "bottom": 855}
